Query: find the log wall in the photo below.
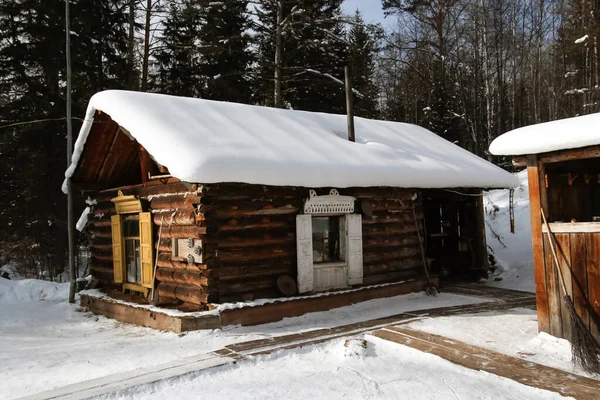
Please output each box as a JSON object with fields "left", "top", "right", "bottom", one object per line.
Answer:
{"left": 87, "top": 179, "right": 212, "bottom": 310}
{"left": 88, "top": 181, "right": 430, "bottom": 308}
{"left": 201, "top": 184, "right": 426, "bottom": 302}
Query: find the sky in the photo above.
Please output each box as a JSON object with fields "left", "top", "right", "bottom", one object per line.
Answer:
{"left": 342, "top": 0, "right": 386, "bottom": 25}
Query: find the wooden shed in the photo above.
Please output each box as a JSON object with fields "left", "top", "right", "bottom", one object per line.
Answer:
{"left": 491, "top": 114, "right": 600, "bottom": 342}
{"left": 68, "top": 91, "right": 517, "bottom": 323}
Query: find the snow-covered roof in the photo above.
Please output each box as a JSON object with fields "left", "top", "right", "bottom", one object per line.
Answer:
{"left": 64, "top": 90, "right": 517, "bottom": 190}
{"left": 490, "top": 113, "right": 600, "bottom": 156}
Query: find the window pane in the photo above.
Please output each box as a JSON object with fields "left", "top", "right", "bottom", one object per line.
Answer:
{"left": 125, "top": 239, "right": 141, "bottom": 284}
{"left": 312, "top": 217, "right": 340, "bottom": 263}
{"left": 124, "top": 218, "right": 139, "bottom": 237}
{"left": 125, "top": 239, "right": 136, "bottom": 283}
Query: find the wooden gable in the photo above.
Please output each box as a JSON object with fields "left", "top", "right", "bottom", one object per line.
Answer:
{"left": 71, "top": 111, "right": 158, "bottom": 191}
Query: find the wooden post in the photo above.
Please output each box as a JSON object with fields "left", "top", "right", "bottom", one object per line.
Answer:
{"left": 345, "top": 66, "right": 355, "bottom": 142}
{"left": 66, "top": 0, "right": 76, "bottom": 304}
{"left": 526, "top": 155, "right": 550, "bottom": 333}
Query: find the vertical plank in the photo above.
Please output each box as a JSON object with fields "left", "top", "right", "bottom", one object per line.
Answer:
{"left": 473, "top": 195, "right": 489, "bottom": 270}
{"left": 554, "top": 234, "right": 572, "bottom": 341}
{"left": 586, "top": 233, "right": 600, "bottom": 342}
{"left": 570, "top": 234, "right": 589, "bottom": 332}
{"left": 527, "top": 159, "right": 550, "bottom": 333}
{"left": 543, "top": 234, "right": 562, "bottom": 338}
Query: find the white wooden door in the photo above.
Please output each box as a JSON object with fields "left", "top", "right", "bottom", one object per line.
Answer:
{"left": 296, "top": 215, "right": 313, "bottom": 293}
{"left": 346, "top": 214, "right": 363, "bottom": 285}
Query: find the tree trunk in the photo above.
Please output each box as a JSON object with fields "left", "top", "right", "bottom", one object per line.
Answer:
{"left": 141, "top": 0, "right": 151, "bottom": 92}
{"left": 274, "top": 0, "right": 283, "bottom": 108}
{"left": 128, "top": 0, "right": 135, "bottom": 89}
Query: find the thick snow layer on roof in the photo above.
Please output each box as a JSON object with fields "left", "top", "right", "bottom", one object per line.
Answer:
{"left": 490, "top": 113, "right": 600, "bottom": 156}
{"left": 64, "top": 90, "right": 517, "bottom": 191}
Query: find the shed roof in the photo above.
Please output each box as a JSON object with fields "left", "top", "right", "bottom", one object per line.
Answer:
{"left": 63, "top": 90, "right": 517, "bottom": 191}
{"left": 490, "top": 113, "right": 600, "bottom": 156}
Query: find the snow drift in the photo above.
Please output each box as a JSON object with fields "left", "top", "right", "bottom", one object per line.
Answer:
{"left": 0, "top": 278, "right": 69, "bottom": 305}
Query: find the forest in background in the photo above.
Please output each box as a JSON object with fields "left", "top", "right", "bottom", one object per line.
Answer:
{"left": 0, "top": 0, "right": 597, "bottom": 279}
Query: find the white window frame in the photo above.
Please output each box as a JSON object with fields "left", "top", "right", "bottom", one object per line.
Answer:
{"left": 296, "top": 190, "right": 363, "bottom": 293}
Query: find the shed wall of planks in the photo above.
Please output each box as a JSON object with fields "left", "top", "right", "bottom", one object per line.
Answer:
{"left": 523, "top": 149, "right": 600, "bottom": 342}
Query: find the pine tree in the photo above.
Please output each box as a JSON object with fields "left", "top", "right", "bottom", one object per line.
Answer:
{"left": 154, "top": 1, "right": 203, "bottom": 97}
{"left": 255, "top": 0, "right": 350, "bottom": 113}
{"left": 0, "top": 0, "right": 130, "bottom": 279}
{"left": 197, "top": 0, "right": 253, "bottom": 103}
{"left": 347, "top": 11, "right": 380, "bottom": 118}
{"left": 556, "top": 0, "right": 600, "bottom": 116}
{"left": 383, "top": 0, "right": 465, "bottom": 145}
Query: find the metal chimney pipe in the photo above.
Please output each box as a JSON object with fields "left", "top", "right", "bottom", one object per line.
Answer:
{"left": 345, "top": 66, "right": 355, "bottom": 142}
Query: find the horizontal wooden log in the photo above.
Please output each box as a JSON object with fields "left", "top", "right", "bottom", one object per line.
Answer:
{"left": 153, "top": 210, "right": 200, "bottom": 226}
{"left": 89, "top": 219, "right": 112, "bottom": 228}
{"left": 206, "top": 204, "right": 300, "bottom": 220}
{"left": 218, "top": 219, "right": 291, "bottom": 233}
{"left": 219, "top": 289, "right": 280, "bottom": 303}
{"left": 216, "top": 263, "right": 294, "bottom": 281}
{"left": 90, "top": 264, "right": 113, "bottom": 276}
{"left": 91, "top": 243, "right": 112, "bottom": 252}
{"left": 150, "top": 195, "right": 201, "bottom": 210}
{"left": 364, "top": 235, "right": 421, "bottom": 249}
{"left": 363, "top": 270, "right": 422, "bottom": 286}
{"left": 364, "top": 258, "right": 423, "bottom": 276}
{"left": 92, "top": 231, "right": 112, "bottom": 239}
{"left": 207, "top": 237, "right": 294, "bottom": 249}
{"left": 90, "top": 253, "right": 113, "bottom": 268}
{"left": 363, "top": 248, "right": 422, "bottom": 265}
{"left": 362, "top": 213, "right": 422, "bottom": 225}
{"left": 219, "top": 278, "right": 276, "bottom": 295}
{"left": 92, "top": 254, "right": 113, "bottom": 263}
{"left": 92, "top": 206, "right": 116, "bottom": 217}
{"left": 156, "top": 253, "right": 207, "bottom": 270}
{"left": 203, "top": 184, "right": 302, "bottom": 199}
{"left": 362, "top": 224, "right": 421, "bottom": 238}
{"left": 160, "top": 225, "right": 206, "bottom": 239}
{"left": 156, "top": 238, "right": 172, "bottom": 253}
{"left": 91, "top": 269, "right": 113, "bottom": 284}
{"left": 212, "top": 228, "right": 295, "bottom": 241}
{"left": 155, "top": 267, "right": 209, "bottom": 287}
{"left": 97, "top": 179, "right": 191, "bottom": 201}
{"left": 155, "top": 282, "right": 208, "bottom": 305}
{"left": 218, "top": 249, "right": 293, "bottom": 266}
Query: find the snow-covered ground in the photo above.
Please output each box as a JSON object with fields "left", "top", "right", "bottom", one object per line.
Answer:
{"left": 484, "top": 170, "right": 535, "bottom": 292}
{"left": 102, "top": 336, "right": 566, "bottom": 400}
{"left": 0, "top": 280, "right": 484, "bottom": 400}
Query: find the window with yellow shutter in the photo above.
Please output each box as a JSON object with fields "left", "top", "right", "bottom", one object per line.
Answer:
{"left": 110, "top": 192, "right": 153, "bottom": 296}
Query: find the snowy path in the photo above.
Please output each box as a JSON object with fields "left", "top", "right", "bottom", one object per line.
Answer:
{"left": 17, "top": 287, "right": 537, "bottom": 400}
{"left": 373, "top": 326, "right": 600, "bottom": 399}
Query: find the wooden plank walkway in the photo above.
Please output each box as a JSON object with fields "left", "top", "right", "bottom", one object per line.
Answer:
{"left": 18, "top": 286, "right": 543, "bottom": 400}
{"left": 372, "top": 326, "right": 600, "bottom": 400}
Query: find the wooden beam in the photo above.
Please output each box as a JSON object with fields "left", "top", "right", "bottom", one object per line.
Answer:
{"left": 527, "top": 155, "right": 550, "bottom": 333}
{"left": 542, "top": 222, "right": 600, "bottom": 233}
{"left": 539, "top": 145, "right": 600, "bottom": 164}
{"left": 513, "top": 145, "right": 600, "bottom": 167}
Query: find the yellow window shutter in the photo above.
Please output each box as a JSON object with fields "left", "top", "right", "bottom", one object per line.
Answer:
{"left": 139, "top": 212, "right": 154, "bottom": 288}
{"left": 111, "top": 215, "right": 125, "bottom": 283}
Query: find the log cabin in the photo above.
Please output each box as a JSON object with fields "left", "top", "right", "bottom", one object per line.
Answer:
{"left": 67, "top": 90, "right": 517, "bottom": 320}
{"left": 490, "top": 114, "right": 600, "bottom": 343}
